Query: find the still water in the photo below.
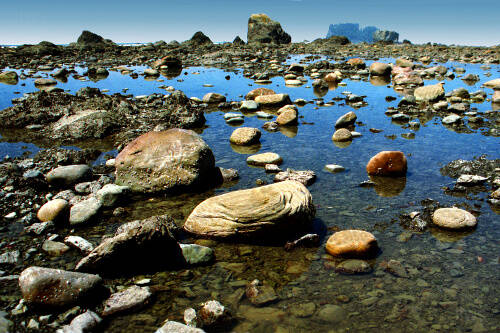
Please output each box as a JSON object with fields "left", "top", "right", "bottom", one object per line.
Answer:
{"left": 0, "top": 56, "right": 499, "bottom": 332}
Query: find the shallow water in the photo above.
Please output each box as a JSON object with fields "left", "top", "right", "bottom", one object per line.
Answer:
{"left": 1, "top": 57, "right": 499, "bottom": 332}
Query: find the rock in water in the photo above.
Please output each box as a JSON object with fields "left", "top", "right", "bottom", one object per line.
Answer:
{"left": 274, "top": 169, "right": 316, "bottom": 186}
{"left": 102, "top": 286, "right": 152, "bottom": 316}
{"left": 414, "top": 82, "right": 445, "bottom": 102}
{"left": 229, "top": 127, "right": 261, "bottom": 146}
{"left": 76, "top": 215, "right": 182, "bottom": 273}
{"left": 247, "top": 152, "right": 282, "bottom": 166}
{"left": 18, "top": 267, "right": 102, "bottom": 307}
{"left": 115, "top": 129, "right": 215, "bottom": 193}
{"left": 247, "top": 14, "right": 291, "bottom": 45}
{"left": 366, "top": 151, "right": 407, "bottom": 176}
{"left": 156, "top": 321, "right": 206, "bottom": 333}
{"left": 184, "top": 181, "right": 316, "bottom": 239}
{"left": 254, "top": 93, "right": 291, "bottom": 107}
{"left": 198, "top": 300, "right": 232, "bottom": 328}
{"left": 57, "top": 311, "right": 102, "bottom": 333}
{"left": 369, "top": 62, "right": 391, "bottom": 76}
{"left": 326, "top": 230, "right": 378, "bottom": 258}
{"left": 432, "top": 208, "right": 477, "bottom": 229}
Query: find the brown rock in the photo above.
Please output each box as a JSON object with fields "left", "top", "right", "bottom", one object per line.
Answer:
{"left": 369, "top": 62, "right": 391, "bottom": 76}
{"left": 276, "top": 106, "right": 298, "bottom": 126}
{"left": 255, "top": 93, "right": 291, "bottom": 107}
{"left": 229, "top": 127, "right": 261, "bottom": 145}
{"left": 324, "top": 73, "right": 339, "bottom": 82}
{"left": 432, "top": 208, "right": 477, "bottom": 229}
{"left": 245, "top": 88, "right": 276, "bottom": 100}
{"left": 347, "top": 58, "right": 365, "bottom": 68}
{"left": 366, "top": 151, "right": 407, "bottom": 176}
{"left": 395, "top": 58, "right": 414, "bottom": 68}
{"left": 202, "top": 93, "right": 226, "bottom": 103}
{"left": 414, "top": 82, "right": 445, "bottom": 102}
{"left": 326, "top": 230, "right": 378, "bottom": 258}
{"left": 183, "top": 181, "right": 316, "bottom": 239}
{"left": 37, "top": 199, "right": 68, "bottom": 222}
{"left": 115, "top": 129, "right": 215, "bottom": 193}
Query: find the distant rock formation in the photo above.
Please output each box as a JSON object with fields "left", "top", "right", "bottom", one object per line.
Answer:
{"left": 327, "top": 23, "right": 378, "bottom": 43}
{"left": 187, "top": 31, "right": 212, "bottom": 45}
{"left": 326, "top": 23, "right": 399, "bottom": 44}
{"left": 373, "top": 30, "right": 399, "bottom": 43}
{"left": 77, "top": 30, "right": 114, "bottom": 46}
{"left": 247, "top": 14, "right": 291, "bottom": 45}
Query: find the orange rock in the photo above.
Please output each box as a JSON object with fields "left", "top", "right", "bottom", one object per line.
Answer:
{"left": 324, "top": 73, "right": 339, "bottom": 82}
{"left": 245, "top": 88, "right": 276, "bottom": 100}
{"left": 366, "top": 151, "right": 407, "bottom": 176}
{"left": 326, "top": 230, "right": 378, "bottom": 258}
{"left": 347, "top": 58, "right": 365, "bottom": 68}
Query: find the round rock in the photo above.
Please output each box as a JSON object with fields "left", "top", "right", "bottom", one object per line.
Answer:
{"left": 366, "top": 151, "right": 407, "bottom": 176}
{"left": 37, "top": 199, "right": 68, "bottom": 222}
{"left": 229, "top": 127, "right": 261, "bottom": 146}
{"left": 247, "top": 152, "right": 282, "bottom": 166}
{"left": 326, "top": 230, "right": 378, "bottom": 258}
{"left": 432, "top": 208, "right": 477, "bottom": 229}
{"left": 332, "top": 128, "right": 352, "bottom": 142}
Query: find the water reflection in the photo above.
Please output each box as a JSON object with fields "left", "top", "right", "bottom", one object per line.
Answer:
{"left": 230, "top": 143, "right": 261, "bottom": 154}
{"left": 313, "top": 87, "right": 328, "bottom": 98}
{"left": 279, "top": 125, "right": 298, "bottom": 138}
{"left": 430, "top": 226, "right": 475, "bottom": 242}
{"left": 369, "top": 175, "right": 407, "bottom": 197}
{"left": 370, "top": 75, "right": 391, "bottom": 86}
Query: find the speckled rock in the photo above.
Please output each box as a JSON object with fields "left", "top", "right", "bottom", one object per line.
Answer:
{"left": 102, "top": 286, "right": 152, "bottom": 316}
{"left": 432, "top": 208, "right": 477, "bottom": 229}
{"left": 332, "top": 128, "right": 353, "bottom": 142}
{"left": 414, "top": 83, "right": 445, "bottom": 102}
{"left": 229, "top": 127, "right": 261, "bottom": 145}
{"left": 247, "top": 152, "right": 282, "bottom": 166}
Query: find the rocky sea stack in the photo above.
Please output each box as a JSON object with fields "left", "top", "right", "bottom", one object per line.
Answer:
{"left": 247, "top": 14, "right": 291, "bottom": 44}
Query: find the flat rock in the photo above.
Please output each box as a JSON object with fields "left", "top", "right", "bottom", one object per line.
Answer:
{"left": 442, "top": 114, "right": 461, "bottom": 124}
{"left": 180, "top": 244, "right": 214, "bottom": 265}
{"left": 247, "top": 152, "right": 282, "bottom": 166}
{"left": 240, "top": 100, "right": 259, "bottom": 111}
{"left": 316, "top": 304, "right": 346, "bottom": 323}
{"left": 184, "top": 181, "right": 315, "bottom": 239}
{"left": 42, "top": 240, "right": 70, "bottom": 256}
{"left": 456, "top": 174, "right": 488, "bottom": 185}
{"left": 326, "top": 230, "right": 378, "bottom": 258}
{"left": 325, "top": 164, "right": 345, "bottom": 173}
{"left": 202, "top": 93, "right": 226, "bottom": 103}
{"left": 335, "top": 259, "right": 372, "bottom": 274}
{"left": 96, "top": 184, "right": 129, "bottom": 207}
{"left": 64, "top": 236, "right": 94, "bottom": 254}
{"left": 246, "top": 279, "right": 279, "bottom": 306}
{"left": 432, "top": 208, "right": 477, "bottom": 229}
{"left": 102, "top": 285, "right": 152, "bottom": 316}
{"left": 19, "top": 266, "right": 102, "bottom": 307}
{"left": 255, "top": 93, "right": 291, "bottom": 107}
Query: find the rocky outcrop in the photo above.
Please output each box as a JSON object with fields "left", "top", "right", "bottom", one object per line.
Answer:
{"left": 183, "top": 181, "right": 315, "bottom": 239}
{"left": 18, "top": 267, "right": 103, "bottom": 307}
{"left": 373, "top": 30, "right": 399, "bottom": 43}
{"left": 76, "top": 215, "right": 182, "bottom": 273}
{"left": 326, "top": 23, "right": 378, "bottom": 43}
{"left": 187, "top": 31, "right": 212, "bottom": 45}
{"left": 115, "top": 129, "right": 215, "bottom": 193}
{"left": 247, "top": 14, "right": 291, "bottom": 45}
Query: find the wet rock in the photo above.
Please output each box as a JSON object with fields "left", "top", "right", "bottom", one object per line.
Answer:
{"left": 37, "top": 199, "right": 69, "bottom": 222}
{"left": 0, "top": 250, "right": 21, "bottom": 265}
{"left": 247, "top": 152, "right": 282, "bottom": 166}
{"left": 202, "top": 93, "right": 226, "bottom": 104}
{"left": 289, "top": 302, "right": 316, "bottom": 318}
{"left": 246, "top": 279, "right": 279, "bottom": 306}
{"left": 102, "top": 285, "right": 152, "bottom": 316}
{"left": 335, "top": 111, "right": 357, "bottom": 128}
{"left": 247, "top": 14, "right": 291, "bottom": 45}
{"left": 96, "top": 184, "right": 129, "bottom": 207}
{"left": 76, "top": 215, "right": 182, "bottom": 273}
{"left": 255, "top": 93, "right": 291, "bottom": 107}
{"left": 326, "top": 230, "right": 378, "bottom": 258}
{"left": 442, "top": 114, "right": 461, "bottom": 125}
{"left": 414, "top": 82, "right": 445, "bottom": 102}
{"left": 316, "top": 304, "right": 346, "bottom": 323}
{"left": 198, "top": 300, "right": 231, "bottom": 328}
{"left": 324, "top": 73, "right": 340, "bottom": 82}
{"left": 284, "top": 233, "right": 320, "bottom": 251}
{"left": 46, "top": 165, "right": 92, "bottom": 187}
{"left": 335, "top": 259, "right": 372, "bottom": 274}
{"left": 115, "top": 129, "right": 215, "bottom": 193}
{"left": 369, "top": 62, "right": 391, "bottom": 76}
{"left": 180, "top": 244, "right": 214, "bottom": 266}
{"left": 240, "top": 100, "right": 259, "bottom": 111}
{"left": 19, "top": 266, "right": 103, "bottom": 307}
{"left": 366, "top": 151, "right": 407, "bottom": 176}
{"left": 432, "top": 208, "right": 477, "bottom": 229}
{"left": 64, "top": 236, "right": 94, "bottom": 254}
{"left": 312, "top": 79, "right": 328, "bottom": 90}
{"left": 380, "top": 259, "right": 408, "bottom": 278}
{"left": 332, "top": 128, "right": 352, "bottom": 142}
{"left": 276, "top": 106, "right": 298, "bottom": 126}
{"left": 265, "top": 164, "right": 282, "bottom": 173}
{"left": 0, "top": 311, "right": 13, "bottom": 333}
{"left": 274, "top": 169, "right": 316, "bottom": 186}
{"left": 325, "top": 164, "right": 345, "bottom": 173}
{"left": 229, "top": 127, "right": 261, "bottom": 146}
{"left": 184, "top": 181, "right": 315, "bottom": 239}
{"left": 0, "top": 71, "right": 19, "bottom": 84}
{"left": 42, "top": 240, "right": 70, "bottom": 256}
{"left": 156, "top": 321, "right": 205, "bottom": 333}
{"left": 34, "top": 78, "right": 57, "bottom": 86}
{"left": 69, "top": 197, "right": 102, "bottom": 225}
{"left": 245, "top": 88, "right": 275, "bottom": 100}
{"left": 456, "top": 174, "right": 488, "bottom": 186}
{"left": 483, "top": 78, "right": 500, "bottom": 88}
{"left": 57, "top": 310, "right": 102, "bottom": 333}
{"left": 25, "top": 221, "right": 55, "bottom": 235}
{"left": 144, "top": 68, "right": 159, "bottom": 77}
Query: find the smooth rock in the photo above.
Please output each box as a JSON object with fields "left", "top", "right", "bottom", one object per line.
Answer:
{"left": 69, "top": 197, "right": 102, "bottom": 225}
{"left": 326, "top": 230, "right": 378, "bottom": 258}
{"left": 274, "top": 169, "right": 316, "bottom": 186}
{"left": 442, "top": 114, "right": 461, "bottom": 124}
{"left": 369, "top": 62, "right": 391, "bottom": 76}
{"left": 202, "top": 93, "right": 226, "bottom": 104}
{"left": 335, "top": 111, "right": 357, "bottom": 128}
{"left": 325, "top": 164, "right": 345, "bottom": 173}
{"left": 414, "top": 83, "right": 445, "bottom": 102}
{"left": 46, "top": 165, "right": 91, "bottom": 187}
{"left": 102, "top": 286, "right": 152, "bottom": 316}
{"left": 184, "top": 181, "right": 315, "bottom": 239}
{"left": 64, "top": 236, "right": 94, "bottom": 254}
{"left": 432, "top": 208, "right": 477, "bottom": 229}
{"left": 57, "top": 311, "right": 102, "bottom": 333}
{"left": 245, "top": 88, "right": 275, "bottom": 100}
{"left": 96, "top": 184, "right": 129, "bottom": 207}
{"left": 332, "top": 128, "right": 352, "bottom": 142}
{"left": 37, "top": 199, "right": 69, "bottom": 222}
{"left": 255, "top": 94, "right": 291, "bottom": 107}
{"left": 335, "top": 259, "right": 372, "bottom": 274}
{"left": 229, "top": 127, "right": 261, "bottom": 146}
{"left": 19, "top": 267, "right": 102, "bottom": 307}
{"left": 456, "top": 174, "right": 488, "bottom": 186}
{"left": 247, "top": 152, "right": 282, "bottom": 166}
{"left": 240, "top": 100, "right": 259, "bottom": 111}
{"left": 156, "top": 321, "right": 205, "bottom": 333}
{"left": 180, "top": 244, "right": 215, "bottom": 265}
{"left": 42, "top": 240, "right": 70, "bottom": 256}
{"left": 316, "top": 304, "right": 346, "bottom": 323}
{"left": 366, "top": 151, "right": 407, "bottom": 176}
{"left": 276, "top": 107, "right": 298, "bottom": 126}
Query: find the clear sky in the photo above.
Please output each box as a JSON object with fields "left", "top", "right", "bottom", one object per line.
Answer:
{"left": 2, "top": 0, "right": 499, "bottom": 46}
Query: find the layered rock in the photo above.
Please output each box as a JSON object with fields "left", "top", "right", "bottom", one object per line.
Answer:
{"left": 247, "top": 14, "right": 291, "bottom": 45}
{"left": 115, "top": 129, "right": 215, "bottom": 193}
{"left": 183, "top": 181, "right": 316, "bottom": 239}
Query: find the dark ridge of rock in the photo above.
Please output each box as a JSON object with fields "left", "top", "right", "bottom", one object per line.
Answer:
{"left": 247, "top": 14, "right": 291, "bottom": 45}
{"left": 188, "top": 31, "right": 213, "bottom": 45}
{"left": 373, "top": 30, "right": 399, "bottom": 43}
{"left": 77, "top": 30, "right": 108, "bottom": 45}
{"left": 440, "top": 155, "right": 500, "bottom": 179}
{"left": 326, "top": 23, "right": 378, "bottom": 43}
{"left": 233, "top": 36, "right": 245, "bottom": 45}
{"left": 16, "top": 41, "right": 63, "bottom": 57}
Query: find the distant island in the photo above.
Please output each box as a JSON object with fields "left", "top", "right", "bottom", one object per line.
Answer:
{"left": 326, "top": 23, "right": 399, "bottom": 43}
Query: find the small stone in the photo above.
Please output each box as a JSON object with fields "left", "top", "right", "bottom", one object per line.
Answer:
{"left": 240, "top": 100, "right": 259, "bottom": 111}
{"left": 64, "top": 236, "right": 94, "bottom": 254}
{"left": 46, "top": 165, "right": 91, "bottom": 187}
{"left": 42, "top": 240, "right": 70, "bottom": 256}
{"left": 37, "top": 199, "right": 68, "bottom": 222}
{"left": 180, "top": 244, "right": 214, "bottom": 266}
{"left": 247, "top": 152, "right": 282, "bottom": 166}
{"left": 96, "top": 184, "right": 129, "bottom": 207}
{"left": 326, "top": 230, "right": 378, "bottom": 258}
{"left": 198, "top": 300, "right": 231, "bottom": 328}
{"left": 324, "top": 164, "right": 345, "bottom": 173}
{"left": 316, "top": 304, "right": 346, "bottom": 323}
{"left": 102, "top": 285, "right": 152, "bottom": 316}
{"left": 246, "top": 280, "right": 279, "bottom": 307}
{"left": 274, "top": 169, "right": 316, "bottom": 186}
{"left": 265, "top": 164, "right": 282, "bottom": 173}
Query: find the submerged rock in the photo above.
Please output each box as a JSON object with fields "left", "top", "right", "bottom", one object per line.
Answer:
{"left": 18, "top": 267, "right": 103, "bottom": 307}
{"left": 156, "top": 321, "right": 205, "bottom": 333}
{"left": 273, "top": 169, "right": 316, "bottom": 186}
{"left": 246, "top": 279, "right": 279, "bottom": 306}
{"left": 76, "top": 215, "right": 182, "bottom": 273}
{"left": 184, "top": 181, "right": 315, "bottom": 239}
{"left": 115, "top": 129, "right": 215, "bottom": 193}
{"left": 198, "top": 300, "right": 232, "bottom": 328}
{"left": 57, "top": 310, "right": 102, "bottom": 333}
{"left": 247, "top": 152, "right": 282, "bottom": 166}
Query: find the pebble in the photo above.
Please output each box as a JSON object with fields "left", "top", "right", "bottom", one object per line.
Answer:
{"left": 325, "top": 164, "right": 345, "bottom": 173}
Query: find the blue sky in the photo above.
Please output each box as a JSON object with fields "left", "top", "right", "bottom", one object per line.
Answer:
{"left": 2, "top": 0, "right": 499, "bottom": 46}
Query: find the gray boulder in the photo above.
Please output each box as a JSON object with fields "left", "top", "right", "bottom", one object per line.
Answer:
{"left": 373, "top": 30, "right": 399, "bottom": 43}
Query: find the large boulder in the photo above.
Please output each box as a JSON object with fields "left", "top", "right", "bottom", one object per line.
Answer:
{"left": 0, "top": 71, "right": 19, "bottom": 84}
{"left": 76, "top": 30, "right": 114, "bottom": 47}
{"left": 183, "top": 181, "right": 316, "bottom": 239}
{"left": 115, "top": 129, "right": 215, "bottom": 193}
{"left": 247, "top": 14, "right": 291, "bottom": 45}
{"left": 373, "top": 30, "right": 399, "bottom": 43}
{"left": 19, "top": 267, "right": 103, "bottom": 307}
{"left": 76, "top": 215, "right": 183, "bottom": 273}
